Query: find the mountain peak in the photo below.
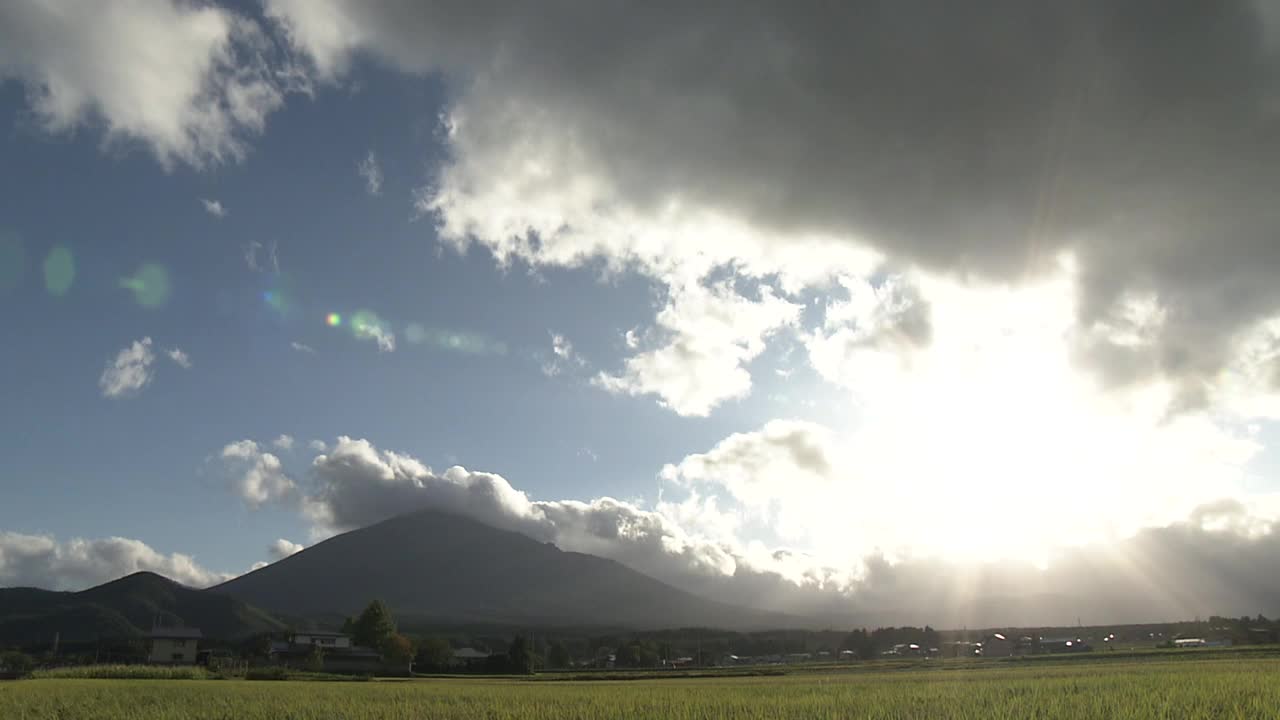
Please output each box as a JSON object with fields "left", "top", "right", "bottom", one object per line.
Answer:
{"left": 218, "top": 509, "right": 787, "bottom": 630}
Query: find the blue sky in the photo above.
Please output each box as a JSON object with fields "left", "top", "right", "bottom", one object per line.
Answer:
{"left": 0, "top": 51, "right": 847, "bottom": 578}
{"left": 5, "top": 0, "right": 1280, "bottom": 623}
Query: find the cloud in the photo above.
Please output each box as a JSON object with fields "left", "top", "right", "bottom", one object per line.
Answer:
{"left": 243, "top": 240, "right": 279, "bottom": 274}
{"left": 352, "top": 314, "right": 395, "bottom": 352}
{"left": 217, "top": 430, "right": 1280, "bottom": 624}
{"left": 594, "top": 281, "right": 802, "bottom": 416}
{"left": 290, "top": 341, "right": 315, "bottom": 353}
{"left": 0, "top": 531, "right": 230, "bottom": 590}
{"left": 357, "top": 150, "right": 382, "bottom": 195}
{"left": 308, "top": 439, "right": 327, "bottom": 452}
{"left": 0, "top": 0, "right": 286, "bottom": 169}
{"left": 267, "top": 537, "right": 304, "bottom": 560}
{"left": 99, "top": 337, "right": 155, "bottom": 398}
{"left": 540, "top": 332, "right": 585, "bottom": 377}
{"left": 298, "top": 436, "right": 742, "bottom": 583}
{"left": 165, "top": 347, "right": 192, "bottom": 369}
{"left": 200, "top": 198, "right": 226, "bottom": 218}
{"left": 267, "top": 0, "right": 1280, "bottom": 417}
{"left": 219, "top": 439, "right": 296, "bottom": 507}
{"left": 272, "top": 434, "right": 294, "bottom": 451}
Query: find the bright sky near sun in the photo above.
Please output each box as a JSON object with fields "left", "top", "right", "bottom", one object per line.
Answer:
{"left": 4, "top": 0, "right": 1280, "bottom": 624}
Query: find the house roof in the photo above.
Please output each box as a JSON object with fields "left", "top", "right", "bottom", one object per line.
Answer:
{"left": 150, "top": 627, "right": 202, "bottom": 639}
{"left": 453, "top": 647, "right": 490, "bottom": 659}
{"left": 294, "top": 631, "right": 349, "bottom": 638}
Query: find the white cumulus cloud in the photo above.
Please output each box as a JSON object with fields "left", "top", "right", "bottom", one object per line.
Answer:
{"left": 200, "top": 198, "right": 226, "bottom": 218}
{"left": 0, "top": 0, "right": 286, "bottom": 169}
{"left": 220, "top": 439, "right": 296, "bottom": 507}
{"left": 99, "top": 337, "right": 155, "bottom": 398}
{"left": 595, "top": 281, "right": 802, "bottom": 416}
{"left": 267, "top": 537, "right": 304, "bottom": 560}
{"left": 0, "top": 531, "right": 230, "bottom": 590}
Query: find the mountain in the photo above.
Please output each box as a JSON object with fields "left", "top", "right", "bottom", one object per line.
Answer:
{"left": 216, "top": 509, "right": 789, "bottom": 630}
{"left": 0, "top": 572, "right": 285, "bottom": 647}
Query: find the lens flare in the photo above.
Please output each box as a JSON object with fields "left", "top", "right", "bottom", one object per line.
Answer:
{"left": 402, "top": 322, "right": 507, "bottom": 355}
{"left": 263, "top": 289, "right": 288, "bottom": 313}
{"left": 120, "top": 263, "right": 171, "bottom": 308}
{"left": 43, "top": 247, "right": 75, "bottom": 296}
{"left": 326, "top": 313, "right": 342, "bottom": 327}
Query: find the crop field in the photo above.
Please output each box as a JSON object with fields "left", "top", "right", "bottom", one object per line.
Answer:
{"left": 2, "top": 656, "right": 1277, "bottom": 719}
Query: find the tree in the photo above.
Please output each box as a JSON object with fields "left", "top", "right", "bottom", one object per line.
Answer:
{"left": 507, "top": 635, "right": 534, "bottom": 675}
{"left": 0, "top": 651, "right": 33, "bottom": 677}
{"left": 384, "top": 634, "right": 415, "bottom": 669}
{"left": 415, "top": 636, "right": 454, "bottom": 672}
{"left": 547, "top": 641, "right": 571, "bottom": 669}
{"left": 352, "top": 600, "right": 397, "bottom": 653}
{"left": 615, "top": 640, "right": 658, "bottom": 668}
{"left": 306, "top": 644, "right": 325, "bottom": 672}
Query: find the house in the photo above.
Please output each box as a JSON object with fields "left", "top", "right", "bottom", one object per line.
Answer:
{"left": 268, "top": 631, "right": 381, "bottom": 673}
{"left": 148, "top": 626, "right": 202, "bottom": 664}
{"left": 451, "top": 647, "right": 492, "bottom": 669}
{"left": 291, "top": 631, "right": 352, "bottom": 650}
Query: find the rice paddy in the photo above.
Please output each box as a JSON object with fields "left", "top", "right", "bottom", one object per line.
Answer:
{"left": 2, "top": 655, "right": 1274, "bottom": 719}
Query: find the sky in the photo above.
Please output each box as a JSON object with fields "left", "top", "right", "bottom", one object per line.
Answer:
{"left": 5, "top": 0, "right": 1280, "bottom": 626}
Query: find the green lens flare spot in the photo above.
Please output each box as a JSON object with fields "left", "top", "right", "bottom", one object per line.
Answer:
{"left": 43, "top": 247, "right": 75, "bottom": 296}
{"left": 120, "top": 263, "right": 171, "bottom": 308}
{"left": 326, "top": 312, "right": 342, "bottom": 327}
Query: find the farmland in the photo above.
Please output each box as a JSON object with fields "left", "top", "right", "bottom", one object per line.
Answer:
{"left": 3, "top": 655, "right": 1278, "bottom": 719}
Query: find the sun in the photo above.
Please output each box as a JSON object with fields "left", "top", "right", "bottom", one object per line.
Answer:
{"left": 795, "top": 268, "right": 1254, "bottom": 569}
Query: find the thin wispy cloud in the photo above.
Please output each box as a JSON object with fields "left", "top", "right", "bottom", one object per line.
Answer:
{"left": 290, "top": 341, "right": 315, "bottom": 353}
{"left": 352, "top": 314, "right": 396, "bottom": 352}
{"left": 357, "top": 150, "right": 382, "bottom": 195}
{"left": 541, "top": 332, "right": 586, "bottom": 377}
{"left": 165, "top": 347, "right": 192, "bottom": 369}
{"left": 243, "top": 240, "right": 279, "bottom": 274}
{"left": 200, "top": 198, "right": 226, "bottom": 218}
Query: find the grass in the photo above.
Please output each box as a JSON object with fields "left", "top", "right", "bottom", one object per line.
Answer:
{"left": 2, "top": 655, "right": 1278, "bottom": 718}
{"left": 28, "top": 664, "right": 211, "bottom": 680}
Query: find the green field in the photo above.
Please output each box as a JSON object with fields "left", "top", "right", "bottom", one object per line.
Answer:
{"left": 2, "top": 657, "right": 1277, "bottom": 719}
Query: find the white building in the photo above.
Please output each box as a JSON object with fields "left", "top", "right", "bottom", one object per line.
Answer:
{"left": 148, "top": 627, "right": 202, "bottom": 664}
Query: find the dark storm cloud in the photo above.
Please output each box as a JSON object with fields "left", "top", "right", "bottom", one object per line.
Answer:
{"left": 270, "top": 2, "right": 1280, "bottom": 406}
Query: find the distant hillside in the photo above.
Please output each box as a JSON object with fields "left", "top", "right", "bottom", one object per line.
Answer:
{"left": 0, "top": 572, "right": 285, "bottom": 647}
{"left": 216, "top": 509, "right": 790, "bottom": 630}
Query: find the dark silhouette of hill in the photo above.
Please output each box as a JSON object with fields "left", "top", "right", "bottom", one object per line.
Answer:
{"left": 0, "top": 572, "right": 285, "bottom": 646}
{"left": 215, "top": 509, "right": 790, "bottom": 630}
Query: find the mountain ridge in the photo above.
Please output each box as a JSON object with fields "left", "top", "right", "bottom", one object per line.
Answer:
{"left": 0, "top": 571, "right": 285, "bottom": 646}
